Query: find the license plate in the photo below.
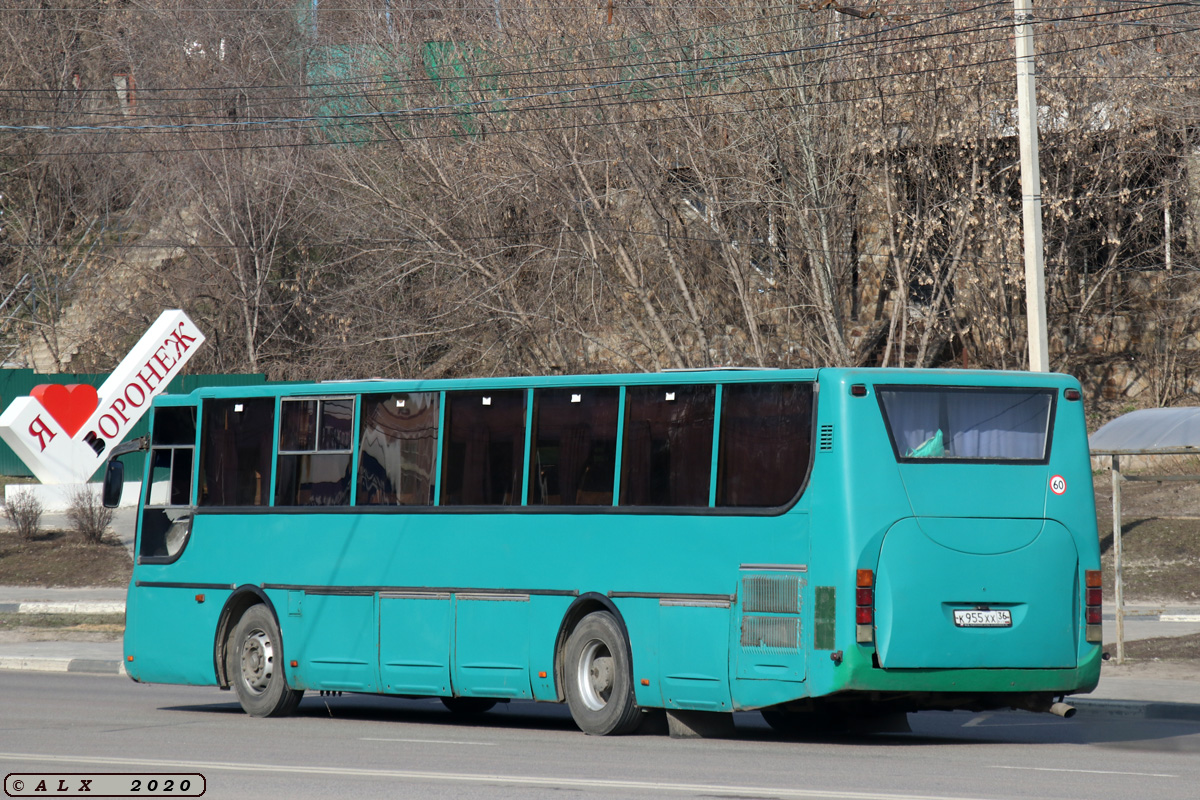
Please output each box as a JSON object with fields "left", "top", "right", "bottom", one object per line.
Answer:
{"left": 953, "top": 609, "right": 1012, "bottom": 628}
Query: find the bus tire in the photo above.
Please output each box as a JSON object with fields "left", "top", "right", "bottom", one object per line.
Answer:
{"left": 227, "top": 604, "right": 303, "bottom": 718}
{"left": 563, "top": 611, "right": 641, "bottom": 735}
{"left": 441, "top": 696, "right": 497, "bottom": 715}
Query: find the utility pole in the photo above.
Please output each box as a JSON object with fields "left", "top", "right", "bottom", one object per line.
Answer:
{"left": 1014, "top": 0, "right": 1049, "bottom": 372}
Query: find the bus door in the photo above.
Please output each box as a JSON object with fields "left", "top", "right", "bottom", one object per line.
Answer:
{"left": 127, "top": 405, "right": 216, "bottom": 685}
{"left": 871, "top": 386, "right": 1080, "bottom": 670}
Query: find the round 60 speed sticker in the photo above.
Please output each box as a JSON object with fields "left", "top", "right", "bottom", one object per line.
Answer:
{"left": 1050, "top": 475, "right": 1067, "bottom": 495}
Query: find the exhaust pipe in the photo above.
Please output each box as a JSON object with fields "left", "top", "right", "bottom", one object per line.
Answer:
{"left": 1049, "top": 702, "right": 1076, "bottom": 718}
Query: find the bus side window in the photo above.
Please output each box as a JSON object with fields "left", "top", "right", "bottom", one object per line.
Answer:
{"left": 619, "top": 385, "right": 714, "bottom": 507}
{"left": 441, "top": 390, "right": 526, "bottom": 506}
{"left": 529, "top": 387, "right": 619, "bottom": 506}
{"left": 716, "top": 382, "right": 814, "bottom": 507}
{"left": 357, "top": 392, "right": 439, "bottom": 506}
{"left": 141, "top": 406, "right": 196, "bottom": 559}
{"left": 276, "top": 397, "right": 354, "bottom": 506}
{"left": 199, "top": 398, "right": 275, "bottom": 506}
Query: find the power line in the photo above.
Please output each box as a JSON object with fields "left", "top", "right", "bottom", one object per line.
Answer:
{"left": 3, "top": 2, "right": 1189, "bottom": 137}
{"left": 0, "top": 5, "right": 1194, "bottom": 158}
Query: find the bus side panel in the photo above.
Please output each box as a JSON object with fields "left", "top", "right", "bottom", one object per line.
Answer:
{"left": 379, "top": 593, "right": 453, "bottom": 696}
{"left": 618, "top": 598, "right": 662, "bottom": 709}
{"left": 453, "top": 594, "right": 533, "bottom": 699}
{"left": 658, "top": 602, "right": 733, "bottom": 712}
{"left": 287, "top": 593, "right": 378, "bottom": 692}
{"left": 529, "top": 596, "right": 574, "bottom": 701}
{"left": 125, "top": 584, "right": 227, "bottom": 686}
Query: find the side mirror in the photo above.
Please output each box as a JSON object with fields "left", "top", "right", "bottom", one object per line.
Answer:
{"left": 102, "top": 460, "right": 125, "bottom": 508}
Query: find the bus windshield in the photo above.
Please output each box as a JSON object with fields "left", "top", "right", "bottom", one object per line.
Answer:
{"left": 877, "top": 386, "right": 1055, "bottom": 462}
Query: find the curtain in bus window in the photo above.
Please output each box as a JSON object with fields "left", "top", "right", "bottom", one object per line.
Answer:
{"left": 280, "top": 399, "right": 317, "bottom": 451}
{"left": 717, "top": 383, "right": 814, "bottom": 507}
{"left": 530, "top": 387, "right": 618, "bottom": 505}
{"left": 199, "top": 398, "right": 274, "bottom": 506}
{"left": 441, "top": 391, "right": 525, "bottom": 505}
{"left": 620, "top": 385, "right": 714, "bottom": 507}
{"left": 879, "top": 389, "right": 1053, "bottom": 460}
{"left": 357, "top": 392, "right": 439, "bottom": 506}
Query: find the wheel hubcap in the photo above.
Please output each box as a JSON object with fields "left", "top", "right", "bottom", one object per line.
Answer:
{"left": 240, "top": 627, "right": 274, "bottom": 696}
{"left": 577, "top": 639, "right": 614, "bottom": 712}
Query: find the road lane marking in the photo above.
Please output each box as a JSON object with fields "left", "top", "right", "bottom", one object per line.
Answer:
{"left": 0, "top": 752, "right": 998, "bottom": 800}
{"left": 991, "top": 766, "right": 1177, "bottom": 778}
{"left": 359, "top": 737, "right": 496, "bottom": 746}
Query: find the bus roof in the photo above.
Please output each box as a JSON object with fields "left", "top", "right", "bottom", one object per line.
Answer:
{"left": 148, "top": 367, "right": 1079, "bottom": 406}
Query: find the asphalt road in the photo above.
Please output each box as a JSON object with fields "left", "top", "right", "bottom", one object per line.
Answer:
{"left": 2, "top": 672, "right": 1199, "bottom": 800}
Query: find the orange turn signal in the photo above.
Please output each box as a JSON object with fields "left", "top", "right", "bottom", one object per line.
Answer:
{"left": 856, "top": 569, "right": 874, "bottom": 587}
{"left": 1085, "top": 570, "right": 1102, "bottom": 588}
{"left": 538, "top": 671, "right": 547, "bottom": 679}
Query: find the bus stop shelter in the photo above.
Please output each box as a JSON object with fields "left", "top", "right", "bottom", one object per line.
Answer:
{"left": 1088, "top": 407, "right": 1200, "bottom": 663}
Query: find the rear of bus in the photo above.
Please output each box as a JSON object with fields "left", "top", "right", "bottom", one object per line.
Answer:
{"left": 821, "top": 369, "right": 1101, "bottom": 713}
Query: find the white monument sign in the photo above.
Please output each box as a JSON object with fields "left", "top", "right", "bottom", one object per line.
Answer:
{"left": 0, "top": 309, "right": 205, "bottom": 484}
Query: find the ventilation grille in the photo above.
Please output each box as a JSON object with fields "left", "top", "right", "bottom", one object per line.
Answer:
{"left": 741, "top": 616, "right": 800, "bottom": 651}
{"left": 742, "top": 575, "right": 800, "bottom": 614}
{"left": 819, "top": 424, "right": 834, "bottom": 451}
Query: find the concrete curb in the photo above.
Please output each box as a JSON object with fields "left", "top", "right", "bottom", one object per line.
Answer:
{"left": 1071, "top": 698, "right": 1200, "bottom": 722}
{"left": 0, "top": 602, "right": 125, "bottom": 615}
{"left": 0, "top": 657, "right": 125, "bottom": 676}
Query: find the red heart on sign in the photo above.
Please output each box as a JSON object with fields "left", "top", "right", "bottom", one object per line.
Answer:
{"left": 31, "top": 384, "right": 100, "bottom": 438}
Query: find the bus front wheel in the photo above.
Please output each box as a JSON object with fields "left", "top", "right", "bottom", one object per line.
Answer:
{"left": 563, "top": 612, "right": 641, "bottom": 735}
{"left": 227, "top": 604, "right": 304, "bottom": 717}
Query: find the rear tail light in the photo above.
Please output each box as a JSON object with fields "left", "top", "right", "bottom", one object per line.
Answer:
{"left": 1085, "top": 570, "right": 1103, "bottom": 644}
{"left": 856, "top": 569, "right": 874, "bottom": 644}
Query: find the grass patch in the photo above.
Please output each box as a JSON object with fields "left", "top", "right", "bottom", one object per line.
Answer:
{"left": 1105, "top": 632, "right": 1200, "bottom": 661}
{"left": 1097, "top": 516, "right": 1200, "bottom": 603}
{"left": 0, "top": 527, "right": 132, "bottom": 587}
{"left": 0, "top": 612, "right": 125, "bottom": 633}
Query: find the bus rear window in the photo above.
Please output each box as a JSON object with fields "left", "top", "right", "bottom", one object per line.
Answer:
{"left": 877, "top": 387, "right": 1055, "bottom": 463}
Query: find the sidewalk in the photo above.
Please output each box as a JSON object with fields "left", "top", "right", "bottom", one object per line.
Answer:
{"left": 1, "top": 586, "right": 1197, "bottom": 723}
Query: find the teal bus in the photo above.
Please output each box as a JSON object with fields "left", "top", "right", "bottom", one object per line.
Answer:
{"left": 105, "top": 368, "right": 1102, "bottom": 735}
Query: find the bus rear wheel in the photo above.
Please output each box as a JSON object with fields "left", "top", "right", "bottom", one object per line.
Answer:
{"left": 563, "top": 612, "right": 641, "bottom": 735}
{"left": 227, "top": 604, "right": 303, "bottom": 717}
